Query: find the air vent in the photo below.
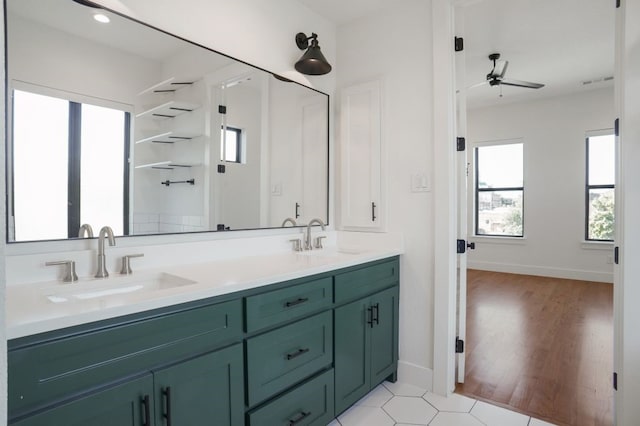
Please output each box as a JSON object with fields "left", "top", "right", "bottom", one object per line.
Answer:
{"left": 582, "top": 76, "right": 614, "bottom": 86}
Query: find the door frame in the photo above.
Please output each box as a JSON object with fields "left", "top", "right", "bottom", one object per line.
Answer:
{"left": 432, "top": 2, "right": 633, "bottom": 425}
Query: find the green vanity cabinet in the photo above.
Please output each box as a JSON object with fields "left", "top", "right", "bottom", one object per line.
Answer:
{"left": 334, "top": 266, "right": 399, "bottom": 415}
{"left": 153, "top": 344, "right": 244, "bottom": 426}
{"left": 8, "top": 256, "right": 401, "bottom": 426}
{"left": 12, "top": 374, "right": 154, "bottom": 426}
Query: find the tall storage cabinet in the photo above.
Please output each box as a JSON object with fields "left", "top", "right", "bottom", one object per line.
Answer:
{"left": 339, "top": 80, "right": 384, "bottom": 230}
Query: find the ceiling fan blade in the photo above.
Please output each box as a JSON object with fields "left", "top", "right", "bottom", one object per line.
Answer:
{"left": 467, "top": 81, "right": 489, "bottom": 90}
{"left": 488, "top": 60, "right": 508, "bottom": 78}
{"left": 500, "top": 78, "right": 545, "bottom": 89}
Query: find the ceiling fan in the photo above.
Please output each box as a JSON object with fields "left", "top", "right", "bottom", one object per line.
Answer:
{"left": 471, "top": 53, "right": 545, "bottom": 90}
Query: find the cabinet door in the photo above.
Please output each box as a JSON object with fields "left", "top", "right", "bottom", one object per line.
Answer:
{"left": 153, "top": 344, "right": 244, "bottom": 426}
{"left": 334, "top": 298, "right": 371, "bottom": 415}
{"left": 340, "top": 80, "right": 382, "bottom": 230}
{"left": 370, "top": 286, "right": 400, "bottom": 386}
{"left": 12, "top": 375, "right": 154, "bottom": 426}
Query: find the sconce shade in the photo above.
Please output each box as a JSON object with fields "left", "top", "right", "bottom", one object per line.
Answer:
{"left": 295, "top": 33, "right": 332, "bottom": 76}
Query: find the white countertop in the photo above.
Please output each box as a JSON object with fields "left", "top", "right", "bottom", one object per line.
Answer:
{"left": 7, "top": 247, "right": 402, "bottom": 340}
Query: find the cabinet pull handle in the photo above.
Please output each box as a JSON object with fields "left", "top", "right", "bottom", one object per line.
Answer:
{"left": 285, "top": 297, "right": 309, "bottom": 308}
{"left": 162, "top": 386, "right": 172, "bottom": 426}
{"left": 295, "top": 202, "right": 301, "bottom": 219}
{"left": 367, "top": 306, "right": 374, "bottom": 328}
{"left": 286, "top": 347, "right": 310, "bottom": 360}
{"left": 371, "top": 202, "right": 377, "bottom": 221}
{"left": 373, "top": 303, "right": 380, "bottom": 325}
{"left": 141, "top": 395, "right": 151, "bottom": 426}
{"left": 289, "top": 411, "right": 311, "bottom": 425}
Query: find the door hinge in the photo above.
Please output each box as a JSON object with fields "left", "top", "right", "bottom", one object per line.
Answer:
{"left": 455, "top": 337, "right": 464, "bottom": 353}
{"left": 217, "top": 164, "right": 226, "bottom": 173}
{"left": 613, "top": 372, "right": 618, "bottom": 390}
{"left": 454, "top": 37, "right": 464, "bottom": 52}
{"left": 218, "top": 105, "right": 227, "bottom": 114}
{"left": 456, "top": 137, "right": 466, "bottom": 152}
{"left": 457, "top": 240, "right": 475, "bottom": 254}
{"left": 614, "top": 246, "right": 619, "bottom": 264}
{"left": 615, "top": 118, "right": 619, "bottom": 137}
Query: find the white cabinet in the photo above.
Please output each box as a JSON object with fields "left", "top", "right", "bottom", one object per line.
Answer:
{"left": 339, "top": 80, "right": 383, "bottom": 230}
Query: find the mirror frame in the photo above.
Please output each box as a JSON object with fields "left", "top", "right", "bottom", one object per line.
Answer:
{"left": 4, "top": 0, "right": 330, "bottom": 244}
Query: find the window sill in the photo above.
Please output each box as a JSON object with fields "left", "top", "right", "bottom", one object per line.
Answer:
{"left": 581, "top": 241, "right": 614, "bottom": 251}
{"left": 471, "top": 235, "right": 526, "bottom": 245}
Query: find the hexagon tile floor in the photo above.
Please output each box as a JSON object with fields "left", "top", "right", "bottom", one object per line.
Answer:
{"left": 328, "top": 381, "right": 557, "bottom": 426}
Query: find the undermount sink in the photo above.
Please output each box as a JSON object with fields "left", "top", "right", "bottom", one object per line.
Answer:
{"left": 44, "top": 272, "right": 197, "bottom": 303}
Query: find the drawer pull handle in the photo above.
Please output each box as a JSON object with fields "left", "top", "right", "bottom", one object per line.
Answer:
{"left": 289, "top": 410, "right": 311, "bottom": 425}
{"left": 162, "top": 386, "right": 172, "bottom": 426}
{"left": 141, "top": 394, "right": 151, "bottom": 426}
{"left": 285, "top": 297, "right": 309, "bottom": 308}
{"left": 373, "top": 303, "right": 380, "bottom": 325}
{"left": 367, "top": 306, "right": 374, "bottom": 328}
{"left": 286, "top": 347, "right": 310, "bottom": 360}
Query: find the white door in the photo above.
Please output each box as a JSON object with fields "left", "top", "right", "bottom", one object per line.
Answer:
{"left": 340, "top": 80, "right": 382, "bottom": 230}
{"left": 454, "top": 8, "right": 470, "bottom": 384}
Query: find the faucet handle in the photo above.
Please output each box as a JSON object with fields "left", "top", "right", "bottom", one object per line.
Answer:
{"left": 46, "top": 260, "right": 78, "bottom": 283}
{"left": 120, "top": 254, "right": 144, "bottom": 275}
{"left": 314, "top": 236, "right": 327, "bottom": 249}
{"left": 289, "top": 239, "right": 303, "bottom": 252}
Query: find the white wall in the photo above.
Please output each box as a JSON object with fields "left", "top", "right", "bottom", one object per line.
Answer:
{"left": 336, "top": 1, "right": 435, "bottom": 387}
{"left": 467, "top": 87, "right": 615, "bottom": 282}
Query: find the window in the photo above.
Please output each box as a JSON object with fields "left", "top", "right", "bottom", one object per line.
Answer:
{"left": 12, "top": 89, "right": 129, "bottom": 241}
{"left": 475, "top": 142, "right": 524, "bottom": 237}
{"left": 586, "top": 131, "right": 615, "bottom": 241}
{"left": 220, "top": 126, "right": 242, "bottom": 163}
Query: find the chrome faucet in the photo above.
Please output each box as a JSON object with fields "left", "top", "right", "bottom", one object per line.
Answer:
{"left": 95, "top": 226, "right": 115, "bottom": 278}
{"left": 281, "top": 217, "right": 297, "bottom": 227}
{"left": 78, "top": 223, "right": 94, "bottom": 238}
{"left": 304, "top": 218, "right": 326, "bottom": 250}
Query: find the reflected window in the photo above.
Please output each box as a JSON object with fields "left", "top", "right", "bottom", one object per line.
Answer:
{"left": 474, "top": 142, "right": 524, "bottom": 237}
{"left": 220, "top": 126, "right": 242, "bottom": 163}
{"left": 11, "top": 89, "right": 129, "bottom": 241}
{"left": 586, "top": 131, "right": 615, "bottom": 241}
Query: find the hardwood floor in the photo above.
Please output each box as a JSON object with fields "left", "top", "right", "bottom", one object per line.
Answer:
{"left": 456, "top": 270, "right": 613, "bottom": 426}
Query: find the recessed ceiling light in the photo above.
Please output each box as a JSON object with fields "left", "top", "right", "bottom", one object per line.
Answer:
{"left": 93, "top": 13, "right": 110, "bottom": 23}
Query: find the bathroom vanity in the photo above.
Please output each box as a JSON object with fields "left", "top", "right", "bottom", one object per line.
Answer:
{"left": 7, "top": 252, "right": 400, "bottom": 426}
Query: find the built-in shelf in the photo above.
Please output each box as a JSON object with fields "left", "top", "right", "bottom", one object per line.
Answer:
{"left": 135, "top": 131, "right": 201, "bottom": 145}
{"left": 138, "top": 76, "right": 197, "bottom": 96}
{"left": 136, "top": 101, "right": 200, "bottom": 120}
{"left": 135, "top": 161, "right": 201, "bottom": 170}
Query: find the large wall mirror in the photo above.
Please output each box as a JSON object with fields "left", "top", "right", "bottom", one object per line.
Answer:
{"left": 5, "top": 0, "right": 329, "bottom": 243}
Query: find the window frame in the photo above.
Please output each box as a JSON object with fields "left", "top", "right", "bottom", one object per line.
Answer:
{"left": 221, "top": 126, "right": 242, "bottom": 163}
{"left": 585, "top": 129, "right": 615, "bottom": 242}
{"left": 474, "top": 140, "right": 525, "bottom": 238}
{"left": 9, "top": 83, "right": 131, "bottom": 240}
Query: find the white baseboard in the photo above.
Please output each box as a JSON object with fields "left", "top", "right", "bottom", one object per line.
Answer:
{"left": 467, "top": 260, "right": 613, "bottom": 283}
{"left": 397, "top": 361, "right": 433, "bottom": 391}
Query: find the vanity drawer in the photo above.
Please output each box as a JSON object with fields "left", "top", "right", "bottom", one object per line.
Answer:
{"left": 246, "top": 310, "right": 332, "bottom": 407}
{"left": 248, "top": 369, "right": 334, "bottom": 426}
{"left": 334, "top": 258, "right": 399, "bottom": 304}
{"left": 245, "top": 276, "right": 332, "bottom": 332}
{"left": 8, "top": 299, "right": 242, "bottom": 418}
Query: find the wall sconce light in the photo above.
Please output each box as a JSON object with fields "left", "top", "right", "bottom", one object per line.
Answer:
{"left": 295, "top": 32, "right": 332, "bottom": 76}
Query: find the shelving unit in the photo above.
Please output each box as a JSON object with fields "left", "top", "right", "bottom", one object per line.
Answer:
{"left": 135, "top": 131, "right": 201, "bottom": 145}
